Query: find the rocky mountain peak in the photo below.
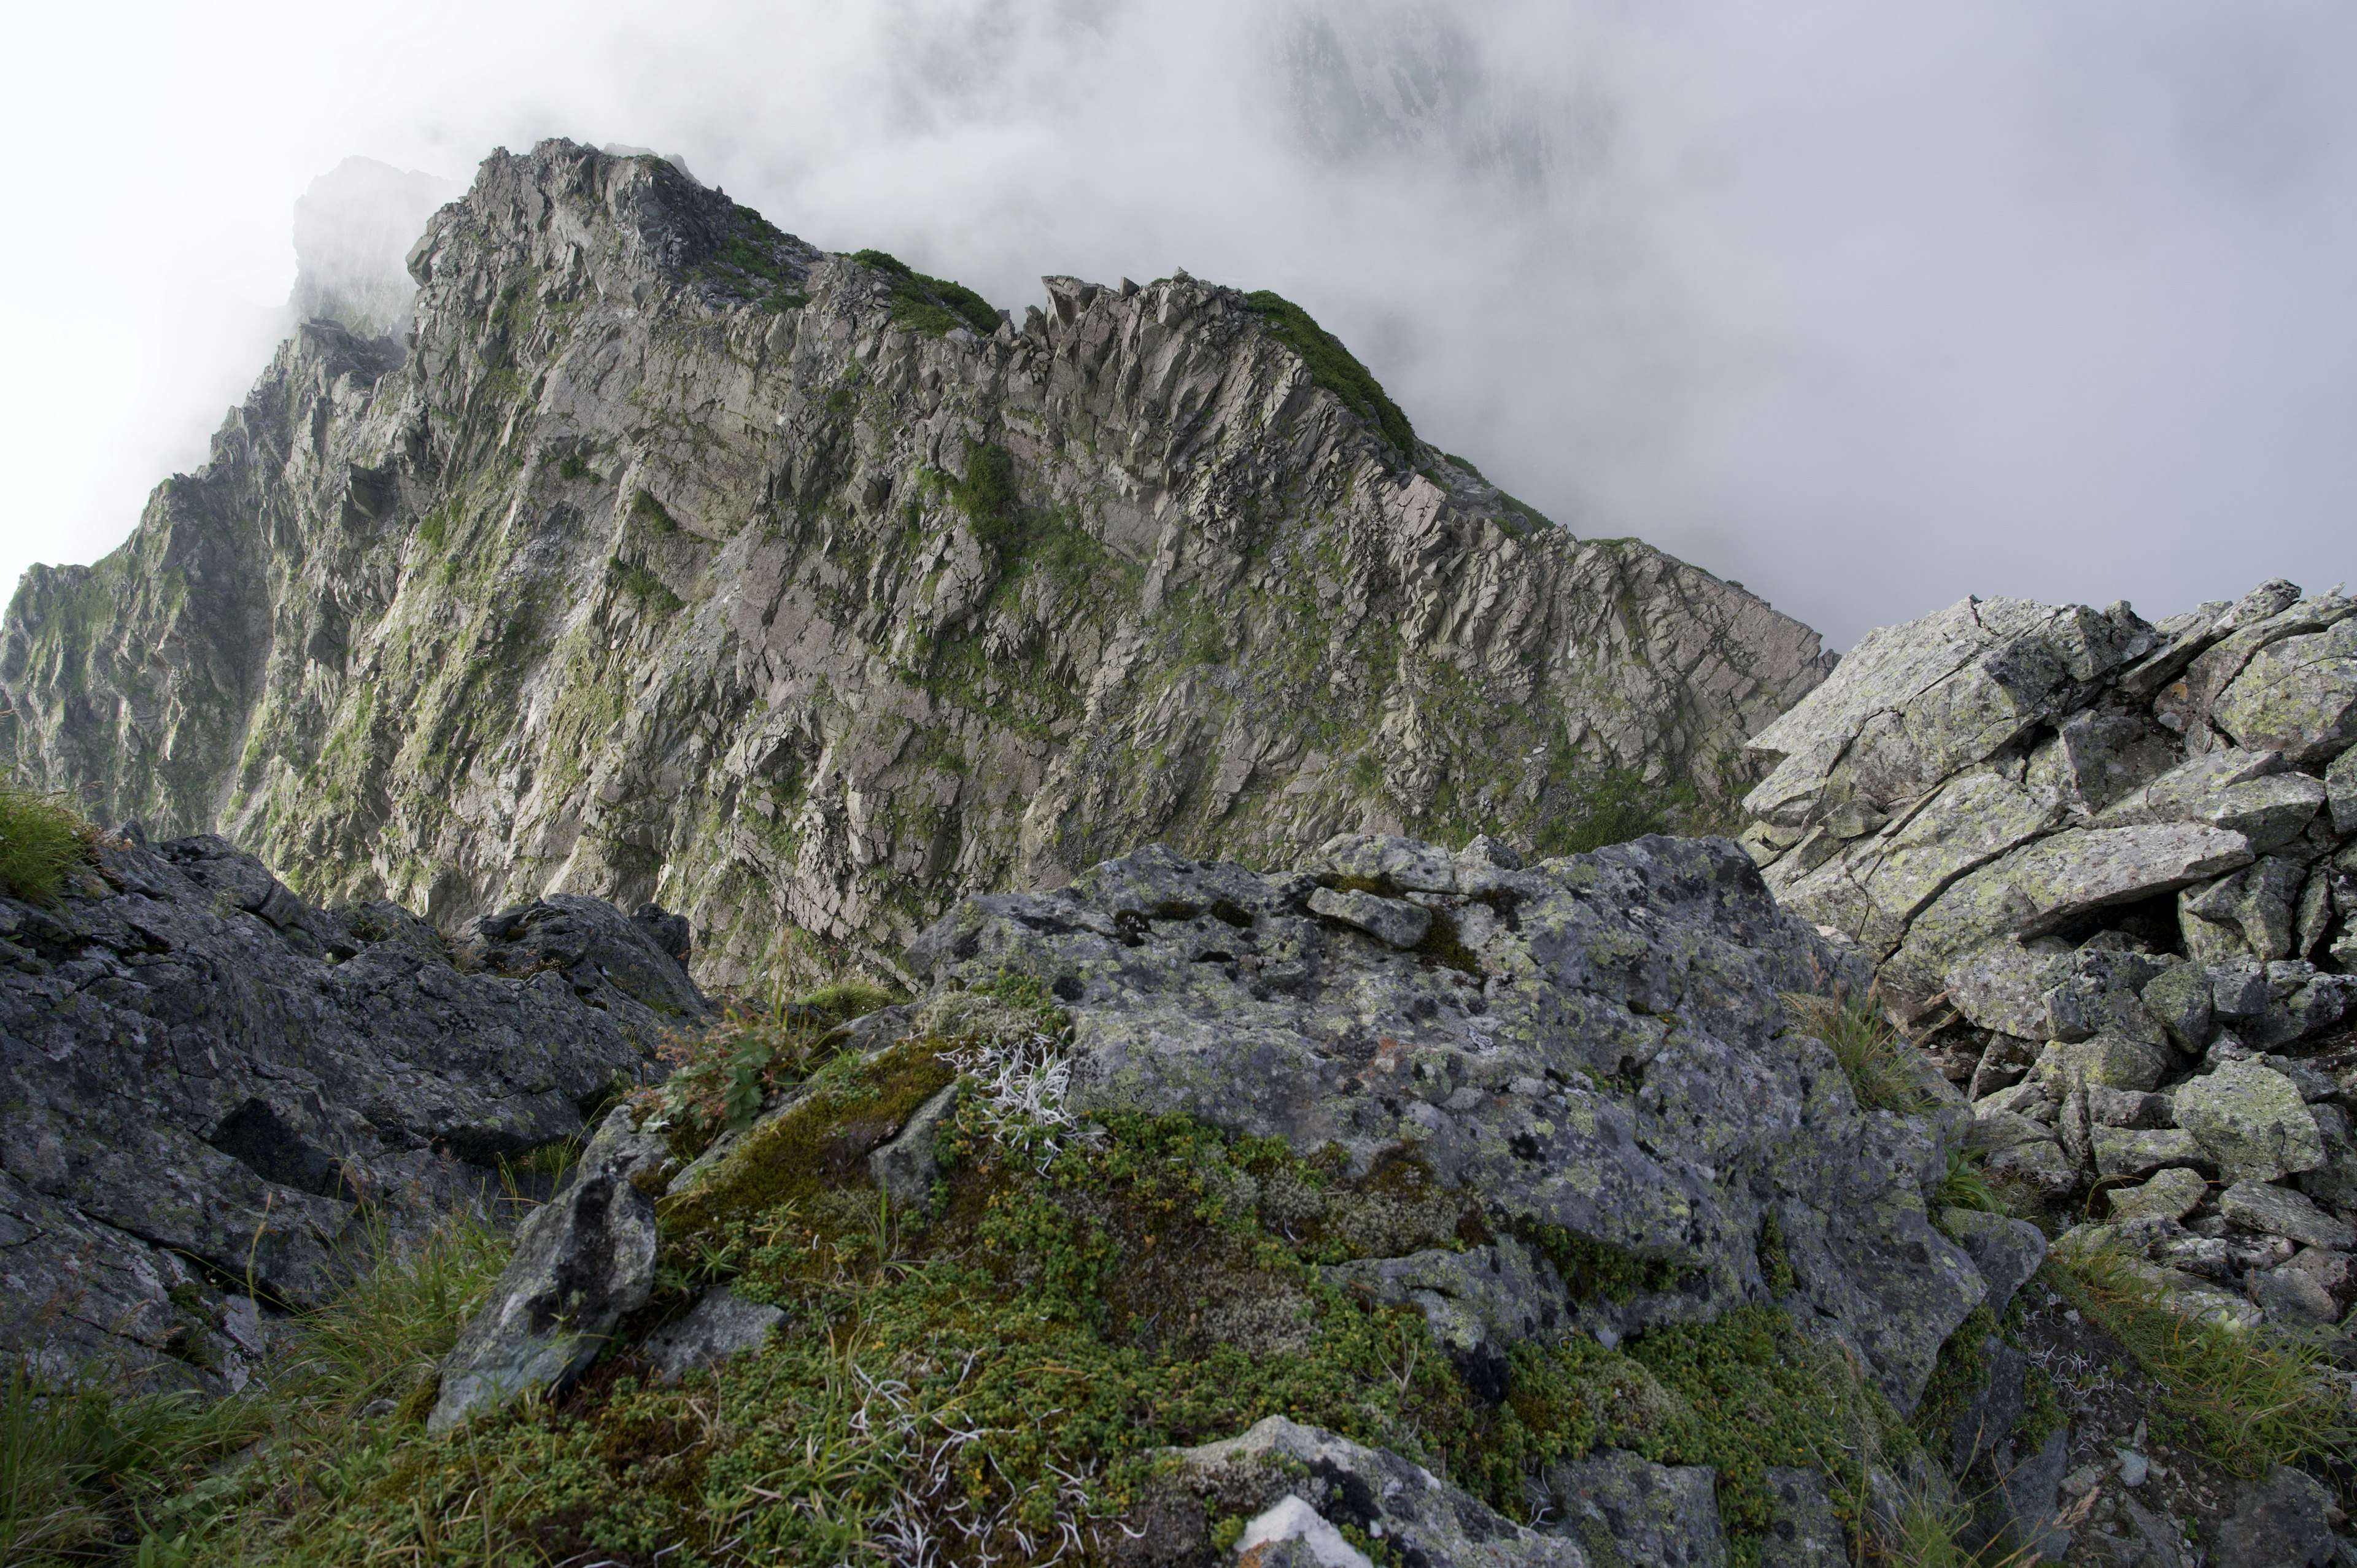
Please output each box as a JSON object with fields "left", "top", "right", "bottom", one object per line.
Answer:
{"left": 2, "top": 137, "right": 1830, "bottom": 987}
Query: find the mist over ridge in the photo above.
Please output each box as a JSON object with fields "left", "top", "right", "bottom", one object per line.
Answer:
{"left": 6, "top": 0, "right": 2356, "bottom": 646}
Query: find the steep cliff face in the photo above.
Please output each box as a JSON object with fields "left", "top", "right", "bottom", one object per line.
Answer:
{"left": 1, "top": 139, "right": 1830, "bottom": 985}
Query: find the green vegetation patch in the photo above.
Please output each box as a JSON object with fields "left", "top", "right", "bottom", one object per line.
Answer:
{"left": 0, "top": 782, "right": 97, "bottom": 904}
{"left": 852, "top": 249, "right": 999, "bottom": 338}
{"left": 1533, "top": 767, "right": 1698, "bottom": 859}
{"left": 700, "top": 201, "right": 808, "bottom": 312}
{"left": 2053, "top": 1243, "right": 2357, "bottom": 1477}
{"left": 1243, "top": 290, "right": 1415, "bottom": 458}
{"left": 1782, "top": 992, "right": 1935, "bottom": 1118}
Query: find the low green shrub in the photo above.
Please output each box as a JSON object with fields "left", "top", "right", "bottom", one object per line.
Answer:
{"left": 0, "top": 782, "right": 96, "bottom": 904}
{"left": 2051, "top": 1243, "right": 2357, "bottom": 1477}
{"left": 1784, "top": 991, "right": 1935, "bottom": 1116}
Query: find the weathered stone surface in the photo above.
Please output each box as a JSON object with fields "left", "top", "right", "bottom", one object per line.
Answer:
{"left": 2328, "top": 743, "right": 2357, "bottom": 836}
{"left": 1532, "top": 1449, "right": 1725, "bottom": 1567}
{"left": 2140, "top": 963, "right": 2215, "bottom": 1050}
{"left": 865, "top": 1082, "right": 959, "bottom": 1208}
{"left": 2107, "top": 1167, "right": 2208, "bottom": 1223}
{"left": 2172, "top": 1062, "right": 2326, "bottom": 1183}
{"left": 0, "top": 834, "right": 683, "bottom": 1390}
{"left": 428, "top": 1138, "right": 659, "bottom": 1430}
{"left": 2218, "top": 1178, "right": 2356, "bottom": 1249}
{"left": 1888, "top": 825, "right": 2252, "bottom": 1006}
{"left": 2092, "top": 747, "right": 2290, "bottom": 828}
{"left": 2034, "top": 1037, "right": 2170, "bottom": 1094}
{"left": 1970, "top": 1426, "right": 2073, "bottom": 1564}
{"left": 2092, "top": 1127, "right": 2206, "bottom": 1180}
{"left": 2083, "top": 1086, "right": 2170, "bottom": 1127}
{"left": 2167, "top": 591, "right": 2357, "bottom": 751}
{"left": 1769, "top": 769, "right": 2064, "bottom": 957}
{"left": 1, "top": 140, "right": 1831, "bottom": 992}
{"left": 1944, "top": 940, "right": 2069, "bottom": 1040}
{"left": 1171, "top": 1416, "right": 1585, "bottom": 1568}
{"left": 1756, "top": 1468, "right": 1846, "bottom": 1568}
{"left": 2181, "top": 857, "right": 2307, "bottom": 963}
{"left": 1939, "top": 1209, "right": 2045, "bottom": 1319}
{"left": 640, "top": 1285, "right": 786, "bottom": 1386}
{"left": 2213, "top": 616, "right": 2357, "bottom": 765}
{"left": 1305, "top": 886, "right": 1431, "bottom": 949}
{"left": 1324, "top": 1238, "right": 1564, "bottom": 1389}
{"left": 1744, "top": 597, "right": 2150, "bottom": 828}
{"left": 2213, "top": 1464, "right": 2337, "bottom": 1568}
{"left": 910, "top": 835, "right": 1983, "bottom": 1410}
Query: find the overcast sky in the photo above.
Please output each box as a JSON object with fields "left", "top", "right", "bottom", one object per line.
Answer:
{"left": 4, "top": 1, "right": 2353, "bottom": 648}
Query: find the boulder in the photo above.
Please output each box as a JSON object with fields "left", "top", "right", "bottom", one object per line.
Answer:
{"left": 1770, "top": 770, "right": 2065, "bottom": 957}
{"left": 1744, "top": 597, "right": 2152, "bottom": 828}
{"left": 2328, "top": 743, "right": 2357, "bottom": 836}
{"left": 2034, "top": 1037, "right": 2170, "bottom": 1094}
{"left": 2218, "top": 1178, "right": 2356, "bottom": 1249}
{"left": 1945, "top": 940, "right": 2070, "bottom": 1040}
{"left": 2092, "top": 746, "right": 2290, "bottom": 828}
{"left": 2173, "top": 1062, "right": 2326, "bottom": 1183}
{"left": 1757, "top": 1468, "right": 1847, "bottom": 1568}
{"left": 2106, "top": 1167, "right": 2208, "bottom": 1223}
{"left": 0, "top": 835, "right": 685, "bottom": 1391}
{"left": 1963, "top": 1425, "right": 2072, "bottom": 1564}
{"left": 428, "top": 1157, "right": 658, "bottom": 1431}
{"left": 2140, "top": 963, "right": 2215, "bottom": 1050}
{"left": 2180, "top": 857, "right": 2307, "bottom": 963}
{"left": 1533, "top": 1449, "right": 1726, "bottom": 1567}
{"left": 1888, "top": 825, "right": 2253, "bottom": 1006}
{"left": 2212, "top": 615, "right": 2357, "bottom": 764}
{"left": 640, "top": 1286, "right": 786, "bottom": 1386}
{"left": 2213, "top": 1464, "right": 2337, "bottom": 1568}
{"left": 868, "top": 1083, "right": 959, "bottom": 1208}
{"left": 1324, "top": 1239, "right": 1565, "bottom": 1391}
{"left": 910, "top": 836, "right": 1983, "bottom": 1412}
{"left": 2092, "top": 1128, "right": 2206, "bottom": 1181}
{"left": 1939, "top": 1209, "right": 2046, "bottom": 1319}
{"left": 1167, "top": 1416, "right": 1582, "bottom": 1568}
{"left": 1304, "top": 886, "right": 1431, "bottom": 949}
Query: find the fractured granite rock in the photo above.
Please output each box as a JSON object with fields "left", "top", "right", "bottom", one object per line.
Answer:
{"left": 0, "top": 833, "right": 690, "bottom": 1390}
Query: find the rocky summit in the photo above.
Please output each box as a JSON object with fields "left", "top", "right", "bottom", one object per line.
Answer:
{"left": 0, "top": 138, "right": 1827, "bottom": 989}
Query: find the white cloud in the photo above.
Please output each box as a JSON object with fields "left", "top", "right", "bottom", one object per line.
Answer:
{"left": 4, "top": 0, "right": 2353, "bottom": 645}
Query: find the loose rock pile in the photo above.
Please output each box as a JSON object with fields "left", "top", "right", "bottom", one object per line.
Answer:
{"left": 1741, "top": 579, "right": 2357, "bottom": 1330}
{"left": 0, "top": 828, "right": 700, "bottom": 1390}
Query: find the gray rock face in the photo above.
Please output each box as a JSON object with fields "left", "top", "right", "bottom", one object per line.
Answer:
{"left": 1531, "top": 1449, "right": 1726, "bottom": 1567}
{"left": 909, "top": 833, "right": 1984, "bottom": 1412}
{"left": 2213, "top": 1465, "right": 2337, "bottom": 1568}
{"left": 428, "top": 1103, "right": 668, "bottom": 1429}
{"left": 0, "top": 833, "right": 689, "bottom": 1389}
{"left": 2174, "top": 1062, "right": 2325, "bottom": 1183}
{"left": 1755, "top": 1468, "right": 1845, "bottom": 1567}
{"left": 1169, "top": 1416, "right": 1585, "bottom": 1568}
{"left": 0, "top": 138, "right": 1832, "bottom": 992}
{"left": 1744, "top": 578, "right": 2357, "bottom": 1344}
{"left": 1938, "top": 1208, "right": 2046, "bottom": 1320}
{"left": 639, "top": 1285, "right": 786, "bottom": 1386}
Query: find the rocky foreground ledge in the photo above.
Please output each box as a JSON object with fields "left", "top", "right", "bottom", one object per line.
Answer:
{"left": 0, "top": 828, "right": 702, "bottom": 1390}
{"left": 422, "top": 832, "right": 2089, "bottom": 1564}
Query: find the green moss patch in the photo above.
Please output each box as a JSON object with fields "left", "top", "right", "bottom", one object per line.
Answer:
{"left": 1243, "top": 290, "right": 1414, "bottom": 459}
{"left": 853, "top": 249, "right": 999, "bottom": 337}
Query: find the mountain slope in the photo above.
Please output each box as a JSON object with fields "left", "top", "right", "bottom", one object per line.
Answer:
{"left": 0, "top": 139, "right": 1830, "bottom": 984}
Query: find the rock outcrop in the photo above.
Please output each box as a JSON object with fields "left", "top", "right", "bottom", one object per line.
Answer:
{"left": 1741, "top": 579, "right": 2357, "bottom": 1329}
{"left": 0, "top": 138, "right": 1830, "bottom": 989}
{"left": 430, "top": 830, "right": 2005, "bottom": 1561}
{"left": 904, "top": 831, "right": 1981, "bottom": 1412}
{"left": 0, "top": 827, "right": 699, "bottom": 1390}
